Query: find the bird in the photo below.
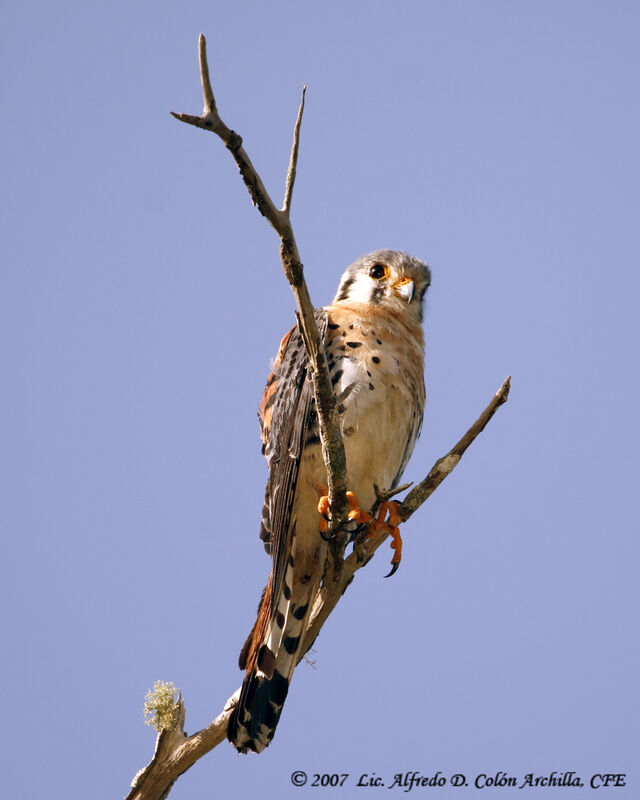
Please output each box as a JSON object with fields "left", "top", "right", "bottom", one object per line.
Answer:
{"left": 227, "top": 250, "right": 431, "bottom": 753}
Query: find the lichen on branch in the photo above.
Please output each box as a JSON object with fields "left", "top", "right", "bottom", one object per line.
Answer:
{"left": 143, "top": 681, "right": 181, "bottom": 732}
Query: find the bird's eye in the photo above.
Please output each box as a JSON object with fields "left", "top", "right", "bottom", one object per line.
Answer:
{"left": 369, "top": 263, "right": 387, "bottom": 280}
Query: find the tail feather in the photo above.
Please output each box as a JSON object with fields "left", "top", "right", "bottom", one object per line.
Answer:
{"left": 228, "top": 546, "right": 320, "bottom": 753}
{"left": 229, "top": 663, "right": 291, "bottom": 752}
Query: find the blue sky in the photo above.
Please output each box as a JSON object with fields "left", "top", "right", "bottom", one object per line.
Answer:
{"left": 3, "top": 2, "right": 639, "bottom": 798}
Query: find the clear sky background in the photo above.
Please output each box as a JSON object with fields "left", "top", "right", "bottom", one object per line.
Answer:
{"left": 3, "top": 2, "right": 638, "bottom": 798}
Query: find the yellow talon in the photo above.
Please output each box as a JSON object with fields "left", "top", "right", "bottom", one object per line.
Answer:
{"left": 346, "top": 491, "right": 371, "bottom": 525}
{"left": 385, "top": 500, "right": 402, "bottom": 528}
{"left": 317, "top": 495, "right": 331, "bottom": 536}
{"left": 317, "top": 491, "right": 372, "bottom": 540}
{"left": 318, "top": 494, "right": 403, "bottom": 575}
{"left": 363, "top": 500, "right": 403, "bottom": 577}
{"left": 317, "top": 495, "right": 331, "bottom": 518}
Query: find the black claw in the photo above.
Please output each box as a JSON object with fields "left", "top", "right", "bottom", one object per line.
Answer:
{"left": 384, "top": 562, "right": 400, "bottom": 578}
{"left": 319, "top": 528, "right": 335, "bottom": 542}
{"left": 347, "top": 522, "right": 367, "bottom": 543}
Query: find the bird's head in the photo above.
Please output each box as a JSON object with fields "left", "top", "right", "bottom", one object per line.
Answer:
{"left": 333, "top": 250, "right": 431, "bottom": 322}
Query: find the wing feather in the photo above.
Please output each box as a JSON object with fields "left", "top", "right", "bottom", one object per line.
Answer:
{"left": 257, "top": 309, "right": 328, "bottom": 607}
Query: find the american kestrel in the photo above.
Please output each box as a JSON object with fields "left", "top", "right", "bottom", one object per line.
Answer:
{"left": 228, "top": 250, "right": 431, "bottom": 753}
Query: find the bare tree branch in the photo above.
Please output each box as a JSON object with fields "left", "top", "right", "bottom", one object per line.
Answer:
{"left": 397, "top": 375, "right": 511, "bottom": 521}
{"left": 125, "top": 33, "right": 511, "bottom": 800}
{"left": 283, "top": 85, "right": 306, "bottom": 214}
{"left": 126, "top": 692, "right": 238, "bottom": 800}
{"left": 126, "top": 377, "right": 510, "bottom": 800}
{"left": 172, "top": 35, "right": 349, "bottom": 529}
{"left": 198, "top": 33, "right": 216, "bottom": 116}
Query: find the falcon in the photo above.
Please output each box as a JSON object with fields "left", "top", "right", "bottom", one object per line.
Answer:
{"left": 228, "top": 250, "right": 431, "bottom": 753}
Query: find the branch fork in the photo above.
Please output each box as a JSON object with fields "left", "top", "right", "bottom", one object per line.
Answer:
{"left": 127, "top": 34, "right": 511, "bottom": 800}
{"left": 173, "top": 34, "right": 348, "bottom": 529}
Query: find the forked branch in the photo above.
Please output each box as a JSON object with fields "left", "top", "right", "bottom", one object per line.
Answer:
{"left": 171, "top": 35, "right": 349, "bottom": 530}
{"left": 125, "top": 34, "right": 511, "bottom": 800}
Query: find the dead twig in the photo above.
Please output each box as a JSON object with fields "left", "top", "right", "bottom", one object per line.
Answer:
{"left": 398, "top": 375, "right": 511, "bottom": 521}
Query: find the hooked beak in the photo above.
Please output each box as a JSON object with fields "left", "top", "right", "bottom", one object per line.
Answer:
{"left": 394, "top": 277, "right": 416, "bottom": 304}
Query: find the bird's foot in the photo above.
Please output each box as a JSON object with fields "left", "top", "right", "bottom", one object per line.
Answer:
{"left": 317, "top": 495, "right": 331, "bottom": 539}
{"left": 346, "top": 491, "right": 372, "bottom": 525}
{"left": 364, "top": 501, "right": 403, "bottom": 577}
{"left": 317, "top": 491, "right": 371, "bottom": 540}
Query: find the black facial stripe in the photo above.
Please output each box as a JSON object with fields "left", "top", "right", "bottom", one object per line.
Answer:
{"left": 371, "top": 286, "right": 383, "bottom": 303}
{"left": 335, "top": 276, "right": 354, "bottom": 301}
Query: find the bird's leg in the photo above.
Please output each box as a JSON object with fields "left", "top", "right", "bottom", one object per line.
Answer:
{"left": 364, "top": 500, "right": 403, "bottom": 577}
{"left": 317, "top": 491, "right": 371, "bottom": 540}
